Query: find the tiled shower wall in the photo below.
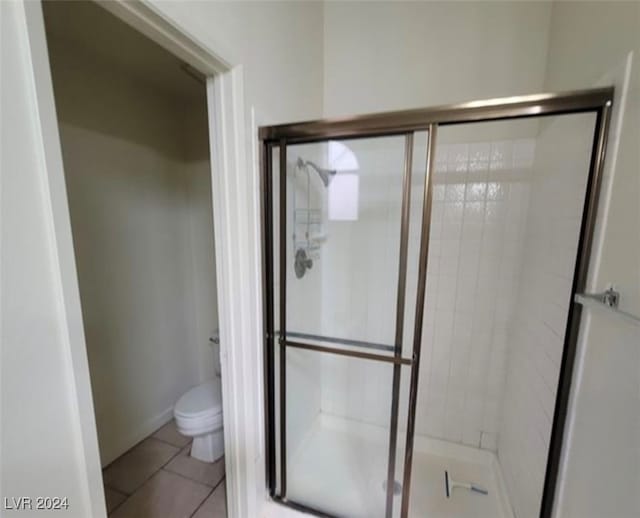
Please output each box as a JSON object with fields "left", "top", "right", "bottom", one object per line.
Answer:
{"left": 318, "top": 136, "right": 406, "bottom": 428}
{"left": 498, "top": 114, "right": 595, "bottom": 518}
{"left": 281, "top": 115, "right": 597, "bottom": 516}
{"left": 416, "top": 136, "right": 534, "bottom": 450}
{"left": 314, "top": 133, "right": 537, "bottom": 453}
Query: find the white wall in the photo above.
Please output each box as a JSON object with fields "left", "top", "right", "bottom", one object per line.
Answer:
{"left": 46, "top": 32, "right": 216, "bottom": 465}
{"left": 323, "top": 1, "right": 552, "bottom": 116}
{"left": 544, "top": 1, "right": 639, "bottom": 318}
{"left": 152, "top": 0, "right": 324, "bottom": 125}
{"left": 1, "top": 2, "right": 103, "bottom": 516}
{"left": 183, "top": 98, "right": 220, "bottom": 382}
{"left": 541, "top": 3, "right": 640, "bottom": 518}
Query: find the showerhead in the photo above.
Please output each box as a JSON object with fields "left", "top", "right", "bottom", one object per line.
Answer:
{"left": 296, "top": 157, "right": 336, "bottom": 187}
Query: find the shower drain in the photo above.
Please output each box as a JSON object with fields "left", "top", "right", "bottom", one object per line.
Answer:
{"left": 382, "top": 479, "right": 402, "bottom": 496}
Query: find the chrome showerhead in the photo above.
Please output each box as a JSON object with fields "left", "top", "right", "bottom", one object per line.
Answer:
{"left": 296, "top": 157, "right": 336, "bottom": 187}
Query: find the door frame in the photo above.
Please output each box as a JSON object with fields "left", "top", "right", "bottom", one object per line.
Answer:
{"left": 260, "top": 87, "right": 614, "bottom": 518}
{"left": 22, "top": 1, "right": 262, "bottom": 516}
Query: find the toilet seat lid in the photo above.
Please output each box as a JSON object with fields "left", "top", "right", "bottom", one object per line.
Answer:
{"left": 174, "top": 380, "right": 222, "bottom": 418}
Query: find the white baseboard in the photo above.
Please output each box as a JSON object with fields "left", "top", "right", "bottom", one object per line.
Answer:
{"left": 100, "top": 406, "right": 174, "bottom": 467}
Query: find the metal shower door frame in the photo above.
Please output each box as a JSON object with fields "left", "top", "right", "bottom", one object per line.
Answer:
{"left": 259, "top": 87, "right": 613, "bottom": 518}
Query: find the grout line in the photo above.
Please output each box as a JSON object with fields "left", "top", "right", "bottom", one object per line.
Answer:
{"left": 189, "top": 486, "right": 215, "bottom": 518}
{"left": 150, "top": 420, "right": 193, "bottom": 448}
{"left": 460, "top": 168, "right": 488, "bottom": 449}
{"left": 107, "top": 500, "right": 125, "bottom": 516}
{"left": 443, "top": 171, "right": 469, "bottom": 444}
{"left": 102, "top": 428, "right": 181, "bottom": 472}
{"left": 152, "top": 435, "right": 192, "bottom": 448}
{"left": 103, "top": 480, "right": 130, "bottom": 497}
{"left": 162, "top": 463, "right": 224, "bottom": 489}
{"left": 188, "top": 476, "right": 226, "bottom": 518}
{"left": 107, "top": 486, "right": 127, "bottom": 498}
{"left": 104, "top": 437, "right": 186, "bottom": 512}
{"left": 104, "top": 487, "right": 128, "bottom": 517}
{"left": 104, "top": 429, "right": 227, "bottom": 517}
{"left": 478, "top": 178, "right": 510, "bottom": 447}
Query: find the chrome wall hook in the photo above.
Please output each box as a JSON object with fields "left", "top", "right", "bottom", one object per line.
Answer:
{"left": 578, "top": 286, "right": 620, "bottom": 308}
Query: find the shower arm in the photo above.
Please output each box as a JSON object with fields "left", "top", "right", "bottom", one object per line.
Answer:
{"left": 296, "top": 157, "right": 336, "bottom": 187}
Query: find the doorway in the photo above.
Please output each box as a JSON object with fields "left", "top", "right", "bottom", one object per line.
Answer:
{"left": 43, "top": 1, "right": 226, "bottom": 516}
{"left": 260, "top": 89, "right": 612, "bottom": 517}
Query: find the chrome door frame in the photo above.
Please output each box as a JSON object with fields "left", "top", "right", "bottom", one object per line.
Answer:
{"left": 259, "top": 87, "right": 613, "bottom": 518}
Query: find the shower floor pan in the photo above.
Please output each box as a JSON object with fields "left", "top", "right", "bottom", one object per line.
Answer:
{"left": 286, "top": 414, "right": 514, "bottom": 518}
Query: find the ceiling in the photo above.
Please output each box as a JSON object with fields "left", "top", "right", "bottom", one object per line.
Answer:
{"left": 42, "top": 0, "right": 204, "bottom": 100}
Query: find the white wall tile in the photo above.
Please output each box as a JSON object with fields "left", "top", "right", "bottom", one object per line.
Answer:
{"left": 497, "top": 114, "right": 594, "bottom": 518}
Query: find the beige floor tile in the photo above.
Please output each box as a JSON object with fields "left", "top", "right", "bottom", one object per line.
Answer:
{"left": 163, "top": 446, "right": 225, "bottom": 487}
{"left": 103, "top": 438, "right": 180, "bottom": 494}
{"left": 109, "top": 470, "right": 210, "bottom": 518}
{"left": 192, "top": 481, "right": 226, "bottom": 518}
{"left": 104, "top": 486, "right": 127, "bottom": 514}
{"left": 152, "top": 420, "right": 191, "bottom": 448}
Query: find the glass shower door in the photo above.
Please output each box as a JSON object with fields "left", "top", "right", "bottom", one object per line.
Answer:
{"left": 266, "top": 133, "right": 429, "bottom": 517}
{"left": 262, "top": 88, "right": 613, "bottom": 518}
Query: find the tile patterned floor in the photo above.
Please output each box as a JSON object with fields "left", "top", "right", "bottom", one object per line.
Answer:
{"left": 102, "top": 420, "right": 226, "bottom": 517}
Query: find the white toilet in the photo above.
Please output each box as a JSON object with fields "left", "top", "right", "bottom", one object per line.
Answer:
{"left": 174, "top": 377, "right": 224, "bottom": 463}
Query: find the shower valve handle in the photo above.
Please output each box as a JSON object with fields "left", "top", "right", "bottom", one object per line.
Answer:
{"left": 295, "top": 248, "right": 313, "bottom": 279}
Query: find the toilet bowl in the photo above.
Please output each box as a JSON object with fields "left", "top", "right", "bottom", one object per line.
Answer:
{"left": 174, "top": 379, "right": 224, "bottom": 463}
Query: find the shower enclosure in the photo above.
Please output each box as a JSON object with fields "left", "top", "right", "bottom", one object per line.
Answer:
{"left": 260, "top": 88, "right": 613, "bottom": 518}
